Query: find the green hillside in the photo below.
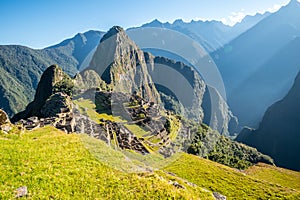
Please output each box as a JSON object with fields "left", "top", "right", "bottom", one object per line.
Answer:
{"left": 1, "top": 126, "right": 299, "bottom": 199}
{"left": 0, "top": 126, "right": 211, "bottom": 199}
{"left": 165, "top": 154, "right": 300, "bottom": 199}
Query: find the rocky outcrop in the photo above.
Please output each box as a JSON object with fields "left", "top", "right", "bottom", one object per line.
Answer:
{"left": 236, "top": 71, "right": 300, "bottom": 171}
{"left": 0, "top": 109, "right": 12, "bottom": 133}
{"left": 213, "top": 192, "right": 226, "bottom": 200}
{"left": 0, "top": 109, "right": 10, "bottom": 125}
{"left": 86, "top": 26, "right": 161, "bottom": 104}
{"left": 11, "top": 65, "right": 77, "bottom": 133}
{"left": 11, "top": 65, "right": 74, "bottom": 122}
{"left": 202, "top": 85, "right": 239, "bottom": 136}
{"left": 74, "top": 70, "right": 107, "bottom": 91}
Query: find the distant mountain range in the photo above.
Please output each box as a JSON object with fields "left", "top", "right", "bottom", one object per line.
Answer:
{"left": 138, "top": 12, "right": 269, "bottom": 53}
{"left": 214, "top": 0, "right": 300, "bottom": 127}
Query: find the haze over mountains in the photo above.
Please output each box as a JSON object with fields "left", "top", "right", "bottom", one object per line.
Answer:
{"left": 237, "top": 72, "right": 300, "bottom": 171}
{"left": 214, "top": 0, "right": 300, "bottom": 127}
{"left": 139, "top": 12, "right": 269, "bottom": 53}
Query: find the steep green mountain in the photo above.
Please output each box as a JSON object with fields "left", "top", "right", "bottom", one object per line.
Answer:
{"left": 0, "top": 30, "right": 103, "bottom": 117}
{"left": 83, "top": 26, "right": 238, "bottom": 136}
{"left": 87, "top": 26, "right": 161, "bottom": 104}
{"left": 11, "top": 65, "right": 74, "bottom": 122}
{"left": 0, "top": 45, "right": 76, "bottom": 117}
{"left": 213, "top": 0, "right": 300, "bottom": 127}
{"left": 236, "top": 71, "right": 300, "bottom": 171}
{"left": 46, "top": 30, "right": 105, "bottom": 71}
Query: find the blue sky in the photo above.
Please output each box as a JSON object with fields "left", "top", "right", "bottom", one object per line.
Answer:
{"left": 0, "top": 0, "right": 290, "bottom": 49}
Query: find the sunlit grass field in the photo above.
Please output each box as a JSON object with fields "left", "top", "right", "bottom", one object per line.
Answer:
{"left": 1, "top": 126, "right": 299, "bottom": 199}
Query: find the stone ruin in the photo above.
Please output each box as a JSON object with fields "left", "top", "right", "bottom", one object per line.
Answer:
{"left": 12, "top": 90, "right": 175, "bottom": 155}
{"left": 101, "top": 119, "right": 149, "bottom": 155}
{"left": 125, "top": 94, "right": 172, "bottom": 148}
{"left": 74, "top": 110, "right": 109, "bottom": 143}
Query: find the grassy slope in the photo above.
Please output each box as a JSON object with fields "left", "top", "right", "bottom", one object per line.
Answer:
{"left": 1, "top": 127, "right": 300, "bottom": 199}
{"left": 244, "top": 163, "right": 300, "bottom": 191}
{"left": 164, "top": 154, "right": 300, "bottom": 199}
{"left": 74, "top": 99, "right": 124, "bottom": 123}
{"left": 0, "top": 126, "right": 212, "bottom": 199}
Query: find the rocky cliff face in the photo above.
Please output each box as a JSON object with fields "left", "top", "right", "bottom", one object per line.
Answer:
{"left": 146, "top": 55, "right": 205, "bottom": 122}
{"left": 11, "top": 65, "right": 74, "bottom": 122}
{"left": 145, "top": 54, "right": 238, "bottom": 136}
{"left": 202, "top": 85, "right": 239, "bottom": 136}
{"left": 74, "top": 70, "right": 106, "bottom": 91}
{"left": 236, "top": 71, "right": 300, "bottom": 171}
{"left": 87, "top": 26, "right": 160, "bottom": 104}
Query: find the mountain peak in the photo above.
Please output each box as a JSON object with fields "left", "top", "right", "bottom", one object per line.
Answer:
{"left": 100, "top": 26, "right": 125, "bottom": 43}
{"left": 289, "top": 0, "right": 299, "bottom": 4}
{"left": 285, "top": 0, "right": 300, "bottom": 8}
{"left": 173, "top": 19, "right": 184, "bottom": 24}
{"left": 11, "top": 64, "right": 74, "bottom": 122}
{"left": 151, "top": 19, "right": 161, "bottom": 23}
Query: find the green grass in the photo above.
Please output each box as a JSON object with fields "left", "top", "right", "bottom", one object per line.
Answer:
{"left": 124, "top": 124, "right": 149, "bottom": 138}
{"left": 0, "top": 126, "right": 212, "bottom": 199}
{"left": 1, "top": 126, "right": 300, "bottom": 199}
{"left": 168, "top": 115, "right": 180, "bottom": 141}
{"left": 244, "top": 163, "right": 300, "bottom": 191}
{"left": 164, "top": 153, "right": 300, "bottom": 199}
{"left": 74, "top": 98, "right": 124, "bottom": 123}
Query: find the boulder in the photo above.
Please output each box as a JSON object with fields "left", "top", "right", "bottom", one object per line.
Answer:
{"left": 0, "top": 109, "right": 10, "bottom": 125}
{"left": 213, "top": 192, "right": 226, "bottom": 200}
{"left": 0, "top": 109, "right": 12, "bottom": 133}
{"left": 14, "top": 186, "right": 28, "bottom": 198}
